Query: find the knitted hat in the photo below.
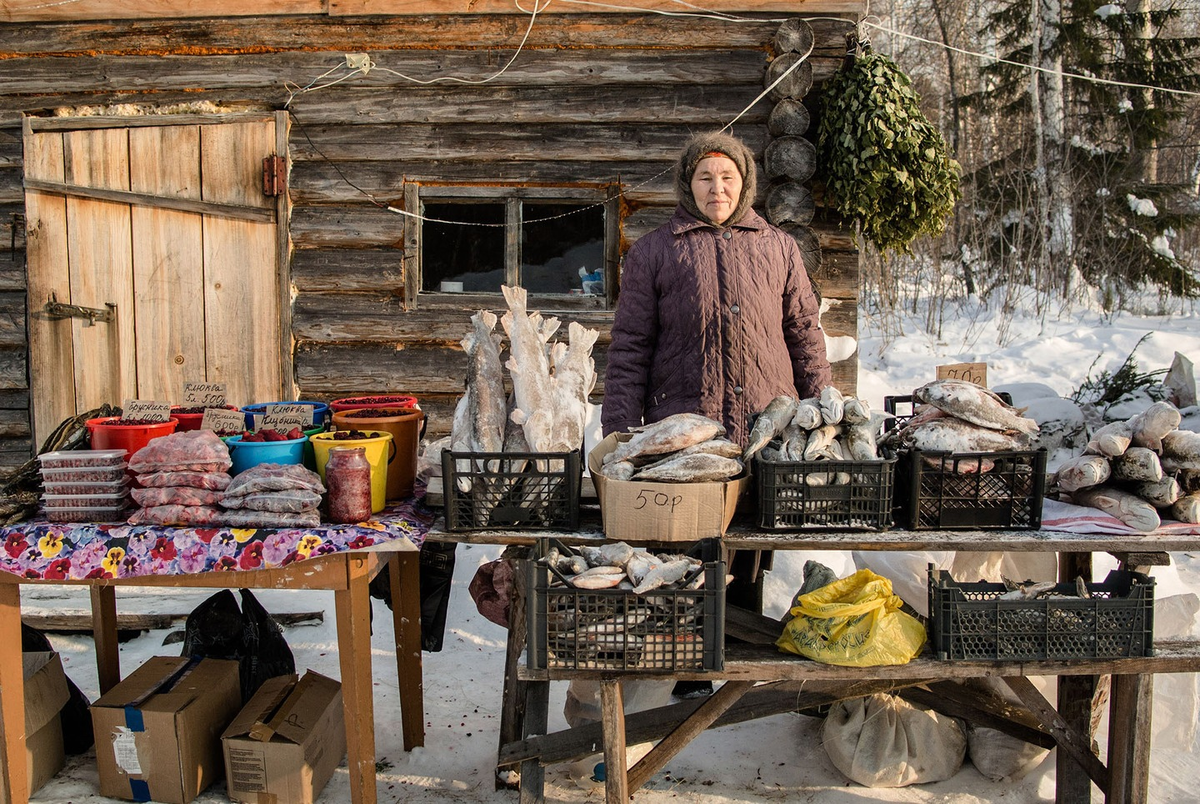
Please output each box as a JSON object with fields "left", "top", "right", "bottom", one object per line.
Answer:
{"left": 675, "top": 131, "right": 757, "bottom": 227}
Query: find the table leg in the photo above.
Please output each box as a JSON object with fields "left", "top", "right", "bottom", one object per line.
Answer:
{"left": 90, "top": 585, "right": 121, "bottom": 693}
{"left": 1106, "top": 673, "right": 1153, "bottom": 803}
{"left": 518, "top": 680, "right": 549, "bottom": 804}
{"left": 600, "top": 679, "right": 629, "bottom": 804}
{"left": 388, "top": 551, "right": 424, "bottom": 750}
{"left": 336, "top": 561, "right": 377, "bottom": 804}
{"left": 497, "top": 552, "right": 529, "bottom": 789}
{"left": 1057, "top": 552, "right": 1099, "bottom": 804}
{"left": 0, "top": 582, "right": 28, "bottom": 804}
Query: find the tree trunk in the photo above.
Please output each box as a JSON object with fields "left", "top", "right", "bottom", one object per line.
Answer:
{"left": 1037, "top": 0, "right": 1075, "bottom": 298}
{"left": 1126, "top": 0, "right": 1158, "bottom": 183}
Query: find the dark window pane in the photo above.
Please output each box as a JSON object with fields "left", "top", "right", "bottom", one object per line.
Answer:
{"left": 422, "top": 202, "right": 505, "bottom": 293}
{"left": 521, "top": 203, "right": 605, "bottom": 296}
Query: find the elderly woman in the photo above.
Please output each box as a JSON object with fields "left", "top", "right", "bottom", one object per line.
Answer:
{"left": 601, "top": 132, "right": 832, "bottom": 697}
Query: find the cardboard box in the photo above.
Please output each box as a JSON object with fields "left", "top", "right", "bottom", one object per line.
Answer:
{"left": 0, "top": 652, "right": 70, "bottom": 800}
{"left": 588, "top": 432, "right": 750, "bottom": 541}
{"left": 91, "top": 656, "right": 241, "bottom": 804}
{"left": 221, "top": 671, "right": 346, "bottom": 804}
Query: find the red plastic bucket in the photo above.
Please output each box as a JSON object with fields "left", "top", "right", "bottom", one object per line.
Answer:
{"left": 169, "top": 405, "right": 240, "bottom": 432}
{"left": 330, "top": 395, "right": 418, "bottom": 413}
{"left": 87, "top": 416, "right": 179, "bottom": 459}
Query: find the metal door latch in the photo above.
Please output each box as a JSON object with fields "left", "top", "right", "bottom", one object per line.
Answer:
{"left": 44, "top": 292, "right": 116, "bottom": 325}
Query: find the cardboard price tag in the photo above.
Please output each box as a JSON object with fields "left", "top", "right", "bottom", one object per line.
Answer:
{"left": 936, "top": 362, "right": 988, "bottom": 386}
{"left": 200, "top": 408, "right": 246, "bottom": 435}
{"left": 259, "top": 412, "right": 308, "bottom": 432}
{"left": 121, "top": 399, "right": 171, "bottom": 422}
{"left": 266, "top": 404, "right": 314, "bottom": 426}
{"left": 182, "top": 382, "right": 227, "bottom": 407}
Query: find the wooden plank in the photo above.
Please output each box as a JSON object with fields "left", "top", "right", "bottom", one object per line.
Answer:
{"left": 63, "top": 126, "right": 136, "bottom": 411}
{"left": 128, "top": 125, "right": 207, "bottom": 402}
{"left": 389, "top": 551, "right": 425, "bottom": 750}
{"left": 22, "top": 125, "right": 75, "bottom": 448}
{"left": 25, "top": 113, "right": 277, "bottom": 133}
{"left": 0, "top": 582, "right": 27, "bottom": 804}
{"left": 202, "top": 120, "right": 283, "bottom": 405}
{"left": 599, "top": 680, "right": 628, "bottom": 804}
{"left": 0, "top": 293, "right": 28, "bottom": 346}
{"left": 333, "top": 569, "right": 378, "bottom": 804}
{"left": 22, "top": 179, "right": 275, "bottom": 223}
{"left": 21, "top": 610, "right": 324, "bottom": 632}
{"left": 90, "top": 585, "right": 121, "bottom": 693}
{"left": 627, "top": 680, "right": 754, "bottom": 793}
{"left": 518, "top": 680, "right": 550, "bottom": 804}
{"left": 496, "top": 549, "right": 530, "bottom": 789}
{"left": 292, "top": 248, "right": 404, "bottom": 293}
{"left": 274, "top": 111, "right": 296, "bottom": 398}
{"left": 1, "top": 0, "right": 325, "bottom": 23}
{"left": 1056, "top": 552, "right": 1097, "bottom": 804}
{"left": 329, "top": 0, "right": 861, "bottom": 14}
{"left": 0, "top": 15, "right": 856, "bottom": 54}
{"left": 0, "top": 347, "right": 28, "bottom": 390}
{"left": 901, "top": 680, "right": 1055, "bottom": 749}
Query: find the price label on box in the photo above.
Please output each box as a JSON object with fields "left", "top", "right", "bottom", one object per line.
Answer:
{"left": 200, "top": 408, "right": 245, "bottom": 435}
{"left": 122, "top": 399, "right": 171, "bottom": 422}
{"left": 182, "top": 382, "right": 227, "bottom": 407}
{"left": 936, "top": 362, "right": 987, "bottom": 386}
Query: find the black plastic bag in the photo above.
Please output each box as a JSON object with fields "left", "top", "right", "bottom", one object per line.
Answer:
{"left": 181, "top": 589, "right": 294, "bottom": 702}
{"left": 238, "top": 589, "right": 295, "bottom": 699}
{"left": 21, "top": 623, "right": 94, "bottom": 755}
{"left": 368, "top": 541, "right": 458, "bottom": 652}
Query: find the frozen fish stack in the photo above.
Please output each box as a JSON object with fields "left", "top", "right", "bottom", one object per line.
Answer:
{"left": 745, "top": 388, "right": 889, "bottom": 474}
{"left": 1053, "top": 400, "right": 1200, "bottom": 531}
{"left": 599, "top": 413, "right": 743, "bottom": 483}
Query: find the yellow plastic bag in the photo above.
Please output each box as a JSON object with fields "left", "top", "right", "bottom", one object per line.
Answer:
{"left": 776, "top": 568, "right": 926, "bottom": 667}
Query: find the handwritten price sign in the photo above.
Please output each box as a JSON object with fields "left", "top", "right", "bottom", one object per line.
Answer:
{"left": 200, "top": 408, "right": 246, "bottom": 435}
{"left": 266, "top": 403, "right": 314, "bottom": 426}
{"left": 121, "top": 399, "right": 171, "bottom": 422}
{"left": 182, "top": 382, "right": 227, "bottom": 407}
{"left": 634, "top": 488, "right": 684, "bottom": 512}
{"left": 936, "top": 362, "right": 988, "bottom": 386}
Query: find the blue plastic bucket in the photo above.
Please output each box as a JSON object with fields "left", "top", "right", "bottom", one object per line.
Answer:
{"left": 226, "top": 434, "right": 308, "bottom": 475}
{"left": 242, "top": 400, "right": 330, "bottom": 430}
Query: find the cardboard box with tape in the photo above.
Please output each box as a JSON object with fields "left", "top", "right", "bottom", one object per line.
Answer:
{"left": 91, "top": 656, "right": 241, "bottom": 804}
{"left": 221, "top": 670, "right": 346, "bottom": 804}
{"left": 0, "top": 651, "right": 70, "bottom": 800}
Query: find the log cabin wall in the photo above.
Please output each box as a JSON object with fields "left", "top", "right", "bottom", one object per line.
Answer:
{"left": 0, "top": 2, "right": 862, "bottom": 462}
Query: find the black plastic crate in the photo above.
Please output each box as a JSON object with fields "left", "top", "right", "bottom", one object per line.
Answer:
{"left": 754, "top": 455, "right": 896, "bottom": 530}
{"left": 526, "top": 539, "right": 725, "bottom": 672}
{"left": 928, "top": 567, "right": 1155, "bottom": 661}
{"left": 442, "top": 450, "right": 581, "bottom": 531}
{"left": 895, "top": 447, "right": 1047, "bottom": 530}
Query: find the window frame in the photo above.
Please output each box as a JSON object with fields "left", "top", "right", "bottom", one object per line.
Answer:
{"left": 402, "top": 182, "right": 620, "bottom": 311}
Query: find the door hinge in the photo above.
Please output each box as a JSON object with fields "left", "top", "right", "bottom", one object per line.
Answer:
{"left": 45, "top": 292, "right": 116, "bottom": 325}
{"left": 263, "top": 155, "right": 286, "bottom": 197}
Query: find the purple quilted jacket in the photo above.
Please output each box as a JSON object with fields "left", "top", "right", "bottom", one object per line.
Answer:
{"left": 602, "top": 206, "right": 831, "bottom": 446}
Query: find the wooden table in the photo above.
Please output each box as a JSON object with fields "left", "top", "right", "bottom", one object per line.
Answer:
{"left": 430, "top": 518, "right": 1200, "bottom": 804}
{"left": 0, "top": 539, "right": 425, "bottom": 804}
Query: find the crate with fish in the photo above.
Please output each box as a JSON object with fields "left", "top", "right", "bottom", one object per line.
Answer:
{"left": 745, "top": 390, "right": 896, "bottom": 530}
{"left": 928, "top": 566, "right": 1155, "bottom": 661}
{"left": 442, "top": 450, "right": 582, "bottom": 531}
{"left": 526, "top": 538, "right": 726, "bottom": 672}
{"left": 882, "top": 380, "right": 1047, "bottom": 529}
{"left": 589, "top": 413, "right": 750, "bottom": 542}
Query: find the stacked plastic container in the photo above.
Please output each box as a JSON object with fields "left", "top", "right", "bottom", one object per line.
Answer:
{"left": 38, "top": 449, "right": 131, "bottom": 523}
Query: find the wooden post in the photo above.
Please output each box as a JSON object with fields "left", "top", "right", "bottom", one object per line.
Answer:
{"left": 389, "top": 551, "right": 425, "bottom": 750}
{"left": 497, "top": 553, "right": 529, "bottom": 789}
{"left": 1057, "top": 552, "right": 1100, "bottom": 804}
{"left": 0, "top": 581, "right": 28, "bottom": 804}
{"left": 518, "top": 681, "right": 550, "bottom": 804}
{"left": 90, "top": 584, "right": 121, "bottom": 693}
{"left": 599, "top": 679, "right": 628, "bottom": 804}
{"left": 1106, "top": 673, "right": 1153, "bottom": 804}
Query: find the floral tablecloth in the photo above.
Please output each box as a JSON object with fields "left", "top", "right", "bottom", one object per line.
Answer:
{"left": 0, "top": 493, "right": 434, "bottom": 581}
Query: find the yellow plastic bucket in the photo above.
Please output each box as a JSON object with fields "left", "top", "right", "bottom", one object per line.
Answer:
{"left": 310, "top": 430, "right": 394, "bottom": 513}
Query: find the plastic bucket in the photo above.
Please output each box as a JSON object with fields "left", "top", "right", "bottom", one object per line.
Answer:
{"left": 170, "top": 405, "right": 240, "bottom": 432}
{"left": 301, "top": 424, "right": 326, "bottom": 471}
{"left": 242, "top": 400, "right": 330, "bottom": 430}
{"left": 87, "top": 417, "right": 179, "bottom": 459}
{"left": 330, "top": 395, "right": 418, "bottom": 413}
{"left": 225, "top": 434, "right": 308, "bottom": 475}
{"left": 331, "top": 408, "right": 426, "bottom": 500}
{"left": 310, "top": 430, "right": 393, "bottom": 512}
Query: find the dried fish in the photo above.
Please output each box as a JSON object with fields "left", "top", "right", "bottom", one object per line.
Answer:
{"left": 631, "top": 452, "right": 743, "bottom": 483}
{"left": 1086, "top": 420, "right": 1133, "bottom": 457}
{"left": 600, "top": 459, "right": 636, "bottom": 480}
{"left": 743, "top": 396, "right": 798, "bottom": 461}
{"left": 790, "top": 397, "right": 824, "bottom": 431}
{"left": 1170, "top": 492, "right": 1200, "bottom": 524}
{"left": 914, "top": 379, "right": 1040, "bottom": 435}
{"left": 1110, "top": 447, "right": 1163, "bottom": 483}
{"left": 633, "top": 559, "right": 692, "bottom": 594}
{"left": 819, "top": 386, "right": 845, "bottom": 426}
{"left": 841, "top": 397, "right": 871, "bottom": 426}
{"left": 901, "top": 416, "right": 1033, "bottom": 453}
{"left": 1072, "top": 485, "right": 1161, "bottom": 532}
{"left": 1054, "top": 454, "right": 1111, "bottom": 493}
{"left": 1129, "top": 401, "right": 1182, "bottom": 452}
{"left": 1160, "top": 429, "right": 1200, "bottom": 471}
{"left": 613, "top": 413, "right": 726, "bottom": 463}
{"left": 1134, "top": 475, "right": 1181, "bottom": 507}
{"left": 500, "top": 286, "right": 557, "bottom": 451}
{"left": 803, "top": 424, "right": 840, "bottom": 460}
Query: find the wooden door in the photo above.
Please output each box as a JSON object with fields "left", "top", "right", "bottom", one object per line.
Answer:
{"left": 23, "top": 114, "right": 290, "bottom": 445}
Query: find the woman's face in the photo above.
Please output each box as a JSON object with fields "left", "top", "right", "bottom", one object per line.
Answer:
{"left": 690, "top": 155, "right": 743, "bottom": 225}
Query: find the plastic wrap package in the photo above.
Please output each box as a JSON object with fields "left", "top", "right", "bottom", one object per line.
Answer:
{"left": 131, "top": 486, "right": 223, "bottom": 507}
{"left": 219, "top": 509, "right": 321, "bottom": 528}
{"left": 223, "top": 463, "right": 325, "bottom": 496}
{"left": 128, "top": 429, "right": 232, "bottom": 473}
{"left": 822, "top": 693, "right": 966, "bottom": 788}
{"left": 135, "top": 471, "right": 232, "bottom": 490}
{"left": 950, "top": 551, "right": 1058, "bottom": 586}
{"left": 220, "top": 489, "right": 322, "bottom": 513}
{"left": 127, "top": 503, "right": 223, "bottom": 526}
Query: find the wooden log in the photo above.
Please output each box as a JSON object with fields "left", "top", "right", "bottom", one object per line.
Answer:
{"left": 764, "top": 135, "right": 816, "bottom": 182}
{"left": 780, "top": 223, "right": 824, "bottom": 273}
{"left": 292, "top": 248, "right": 404, "bottom": 293}
{"left": 772, "top": 18, "right": 816, "bottom": 56}
{"left": 766, "top": 53, "right": 814, "bottom": 101}
{"left": 22, "top": 610, "right": 324, "bottom": 632}
{"left": 764, "top": 181, "right": 815, "bottom": 226}
{"left": 767, "top": 98, "right": 811, "bottom": 137}
{"left": 0, "top": 15, "right": 858, "bottom": 53}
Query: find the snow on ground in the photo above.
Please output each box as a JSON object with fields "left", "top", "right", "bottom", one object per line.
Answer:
{"left": 26, "top": 293, "right": 1200, "bottom": 802}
